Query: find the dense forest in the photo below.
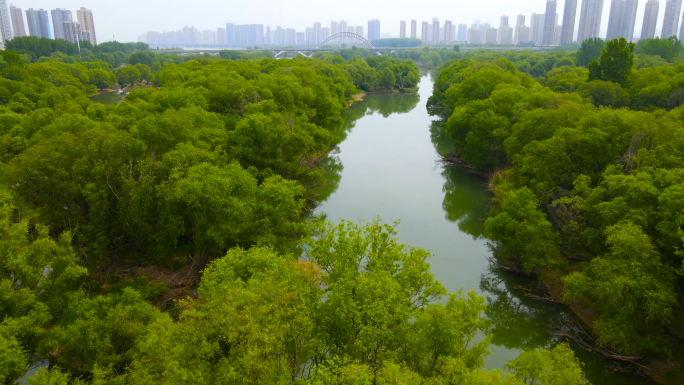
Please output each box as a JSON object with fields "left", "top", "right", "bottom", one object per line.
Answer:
{"left": 0, "top": 37, "right": 594, "bottom": 384}
{"left": 429, "top": 37, "right": 684, "bottom": 383}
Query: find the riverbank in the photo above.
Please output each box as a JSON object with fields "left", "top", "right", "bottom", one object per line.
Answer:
{"left": 437, "top": 141, "right": 682, "bottom": 385}
{"left": 538, "top": 270, "right": 684, "bottom": 385}
{"left": 347, "top": 92, "right": 365, "bottom": 108}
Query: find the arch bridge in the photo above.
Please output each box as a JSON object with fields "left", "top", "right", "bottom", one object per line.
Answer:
{"left": 318, "top": 32, "right": 375, "bottom": 49}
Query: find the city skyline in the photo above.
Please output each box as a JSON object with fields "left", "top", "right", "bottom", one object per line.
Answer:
{"left": 1, "top": 4, "right": 96, "bottom": 47}
{"left": 138, "top": 0, "right": 684, "bottom": 49}
{"left": 3, "top": 1, "right": 679, "bottom": 50}
{"left": 7, "top": 0, "right": 684, "bottom": 43}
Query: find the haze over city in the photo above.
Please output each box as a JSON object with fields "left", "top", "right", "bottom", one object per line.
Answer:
{"left": 8, "top": 0, "right": 680, "bottom": 43}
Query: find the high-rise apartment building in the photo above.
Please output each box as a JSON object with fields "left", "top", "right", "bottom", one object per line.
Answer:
{"left": 560, "top": 0, "right": 578, "bottom": 45}
{"left": 265, "top": 26, "right": 272, "bottom": 45}
{"left": 421, "top": 21, "right": 429, "bottom": 43}
{"left": 498, "top": 15, "right": 511, "bottom": 44}
{"left": 515, "top": 27, "right": 530, "bottom": 45}
{"left": 321, "top": 27, "right": 330, "bottom": 43}
{"left": 368, "top": 19, "right": 380, "bottom": 42}
{"left": 313, "top": 22, "right": 321, "bottom": 44}
{"left": 0, "top": 0, "right": 12, "bottom": 44}
{"left": 217, "top": 27, "right": 227, "bottom": 46}
{"left": 339, "top": 20, "right": 347, "bottom": 45}
{"left": 356, "top": 26, "right": 364, "bottom": 38}
{"left": 305, "top": 27, "right": 314, "bottom": 46}
{"left": 457, "top": 24, "right": 467, "bottom": 41}
{"left": 516, "top": 14, "right": 526, "bottom": 26}
{"left": 9, "top": 6, "right": 25, "bottom": 37}
{"left": 331, "top": 21, "right": 339, "bottom": 36}
{"left": 513, "top": 15, "right": 529, "bottom": 45}
{"left": 284, "top": 29, "right": 293, "bottom": 46}
{"left": 62, "top": 20, "right": 79, "bottom": 43}
{"left": 445, "top": 20, "right": 452, "bottom": 44}
{"left": 498, "top": 25, "right": 513, "bottom": 44}
{"left": 200, "top": 30, "right": 217, "bottom": 45}
{"left": 76, "top": 7, "right": 96, "bottom": 45}
{"left": 296, "top": 32, "right": 305, "bottom": 45}
{"left": 621, "top": 0, "right": 639, "bottom": 41}
{"left": 233, "top": 24, "right": 264, "bottom": 47}
{"left": 642, "top": 0, "right": 660, "bottom": 39}
{"left": 467, "top": 28, "right": 483, "bottom": 44}
{"left": 577, "top": 0, "right": 605, "bottom": 42}
{"left": 500, "top": 15, "right": 510, "bottom": 27}
{"left": 433, "top": 19, "right": 440, "bottom": 43}
{"left": 63, "top": 20, "right": 91, "bottom": 44}
{"left": 400, "top": 21, "right": 406, "bottom": 38}
{"left": 226, "top": 23, "right": 235, "bottom": 46}
{"left": 606, "top": 0, "right": 638, "bottom": 42}
{"left": 679, "top": 11, "right": 684, "bottom": 40}
{"left": 530, "top": 13, "right": 546, "bottom": 45}
{"left": 605, "top": 0, "right": 625, "bottom": 40}
{"left": 26, "top": 8, "right": 51, "bottom": 39}
{"left": 543, "top": 1, "right": 558, "bottom": 45}
{"left": 51, "top": 9, "right": 72, "bottom": 41}
{"left": 485, "top": 27, "right": 498, "bottom": 44}
{"left": 662, "top": 0, "right": 683, "bottom": 38}
{"left": 411, "top": 20, "right": 417, "bottom": 38}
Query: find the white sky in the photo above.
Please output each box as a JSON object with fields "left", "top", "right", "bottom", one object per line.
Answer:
{"left": 14, "top": 0, "right": 669, "bottom": 43}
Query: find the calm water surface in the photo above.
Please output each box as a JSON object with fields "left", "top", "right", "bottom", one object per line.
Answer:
{"left": 314, "top": 75, "right": 654, "bottom": 385}
{"left": 89, "top": 91, "right": 123, "bottom": 105}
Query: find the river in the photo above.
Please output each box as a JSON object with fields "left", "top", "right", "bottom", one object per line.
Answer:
{"left": 314, "top": 75, "right": 654, "bottom": 384}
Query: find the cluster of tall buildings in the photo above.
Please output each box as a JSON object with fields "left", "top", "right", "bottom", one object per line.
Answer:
{"left": 400, "top": 0, "right": 684, "bottom": 46}
{"left": 565, "top": 0, "right": 684, "bottom": 43}
{"left": 397, "top": 18, "right": 520, "bottom": 45}
{"left": 0, "top": 2, "right": 97, "bottom": 47}
{"left": 141, "top": 20, "right": 380, "bottom": 48}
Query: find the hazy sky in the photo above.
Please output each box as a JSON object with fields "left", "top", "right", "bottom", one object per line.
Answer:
{"left": 18, "top": 0, "right": 670, "bottom": 43}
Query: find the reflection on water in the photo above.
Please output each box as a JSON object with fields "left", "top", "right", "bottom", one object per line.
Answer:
{"left": 313, "top": 149, "right": 344, "bottom": 205}
{"left": 89, "top": 91, "right": 123, "bottom": 105}
{"left": 338, "top": 92, "right": 421, "bottom": 143}
{"left": 429, "top": 119, "right": 456, "bottom": 158}
{"left": 479, "top": 266, "right": 655, "bottom": 384}
{"left": 480, "top": 270, "right": 561, "bottom": 351}
{"left": 430, "top": 120, "right": 489, "bottom": 239}
{"left": 441, "top": 166, "right": 490, "bottom": 239}
{"left": 313, "top": 75, "right": 653, "bottom": 385}
{"left": 314, "top": 92, "right": 421, "bottom": 204}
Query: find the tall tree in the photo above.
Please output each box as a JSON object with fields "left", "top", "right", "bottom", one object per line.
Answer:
{"left": 577, "top": 38, "right": 605, "bottom": 66}
{"left": 597, "top": 38, "right": 635, "bottom": 86}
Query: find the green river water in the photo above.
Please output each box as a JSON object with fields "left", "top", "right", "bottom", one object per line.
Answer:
{"left": 313, "top": 75, "right": 655, "bottom": 385}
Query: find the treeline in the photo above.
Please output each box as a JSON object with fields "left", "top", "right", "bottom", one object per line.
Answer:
{"left": 6, "top": 36, "right": 149, "bottom": 63}
{"left": 393, "top": 36, "right": 684, "bottom": 76}
{"left": 389, "top": 46, "right": 579, "bottom": 72}
{"left": 1, "top": 37, "right": 420, "bottom": 94}
{"left": 429, "top": 37, "right": 684, "bottom": 371}
{"left": 313, "top": 53, "right": 420, "bottom": 91}
{"left": 0, "top": 49, "right": 592, "bottom": 384}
